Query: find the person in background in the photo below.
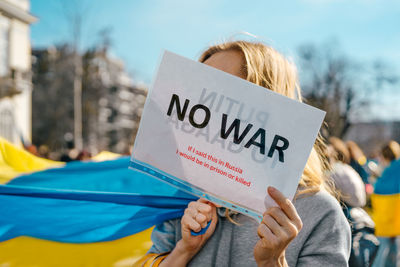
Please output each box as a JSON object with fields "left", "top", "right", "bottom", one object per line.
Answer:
{"left": 347, "top": 141, "right": 370, "bottom": 184}
{"left": 328, "top": 137, "right": 380, "bottom": 267}
{"left": 76, "top": 150, "right": 91, "bottom": 161}
{"left": 380, "top": 140, "right": 400, "bottom": 168}
{"left": 25, "top": 144, "right": 39, "bottom": 157}
{"left": 328, "top": 137, "right": 366, "bottom": 208}
{"left": 372, "top": 140, "right": 400, "bottom": 267}
{"left": 38, "top": 145, "right": 50, "bottom": 159}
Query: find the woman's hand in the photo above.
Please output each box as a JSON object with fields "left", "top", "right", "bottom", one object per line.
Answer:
{"left": 179, "top": 199, "right": 218, "bottom": 254}
{"left": 160, "top": 199, "right": 218, "bottom": 267}
{"left": 254, "top": 187, "right": 303, "bottom": 267}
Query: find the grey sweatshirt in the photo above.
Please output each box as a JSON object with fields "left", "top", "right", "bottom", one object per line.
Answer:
{"left": 148, "top": 190, "right": 351, "bottom": 267}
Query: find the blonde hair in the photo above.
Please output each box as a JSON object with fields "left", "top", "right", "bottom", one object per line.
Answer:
{"left": 382, "top": 140, "right": 400, "bottom": 162}
{"left": 329, "top": 137, "right": 351, "bottom": 164}
{"left": 199, "top": 40, "right": 332, "bottom": 201}
{"left": 347, "top": 140, "right": 367, "bottom": 165}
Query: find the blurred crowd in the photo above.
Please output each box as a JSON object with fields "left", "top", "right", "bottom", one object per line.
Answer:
{"left": 326, "top": 138, "right": 400, "bottom": 267}
{"left": 24, "top": 139, "right": 131, "bottom": 162}
{"left": 24, "top": 142, "right": 92, "bottom": 162}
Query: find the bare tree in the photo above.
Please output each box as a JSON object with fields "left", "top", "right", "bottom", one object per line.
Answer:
{"left": 59, "top": 0, "right": 92, "bottom": 150}
{"left": 32, "top": 45, "right": 75, "bottom": 151}
{"left": 297, "top": 41, "right": 398, "bottom": 138}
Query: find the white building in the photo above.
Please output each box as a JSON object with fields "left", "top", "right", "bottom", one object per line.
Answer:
{"left": 85, "top": 49, "right": 147, "bottom": 154}
{"left": 0, "top": 0, "right": 36, "bottom": 145}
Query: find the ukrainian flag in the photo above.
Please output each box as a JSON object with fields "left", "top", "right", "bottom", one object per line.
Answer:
{"left": 0, "top": 137, "right": 194, "bottom": 266}
{"left": 371, "top": 159, "right": 400, "bottom": 237}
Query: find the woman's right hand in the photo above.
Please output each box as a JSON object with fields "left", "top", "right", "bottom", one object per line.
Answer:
{"left": 159, "top": 199, "right": 218, "bottom": 267}
{"left": 179, "top": 198, "right": 218, "bottom": 255}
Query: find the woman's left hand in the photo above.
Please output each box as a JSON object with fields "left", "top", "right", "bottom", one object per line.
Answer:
{"left": 254, "top": 186, "right": 303, "bottom": 267}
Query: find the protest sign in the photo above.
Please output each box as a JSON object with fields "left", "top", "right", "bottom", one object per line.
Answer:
{"left": 130, "top": 50, "right": 325, "bottom": 221}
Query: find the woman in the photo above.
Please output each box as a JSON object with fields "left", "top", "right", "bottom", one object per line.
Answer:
{"left": 327, "top": 137, "right": 379, "bottom": 267}
{"left": 380, "top": 140, "right": 400, "bottom": 167}
{"left": 328, "top": 137, "right": 366, "bottom": 208}
{"left": 136, "top": 41, "right": 351, "bottom": 267}
{"left": 372, "top": 140, "right": 400, "bottom": 267}
{"left": 346, "top": 140, "right": 370, "bottom": 184}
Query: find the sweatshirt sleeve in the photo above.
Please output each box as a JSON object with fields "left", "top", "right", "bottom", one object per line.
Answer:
{"left": 147, "top": 218, "right": 180, "bottom": 254}
{"left": 295, "top": 196, "right": 351, "bottom": 267}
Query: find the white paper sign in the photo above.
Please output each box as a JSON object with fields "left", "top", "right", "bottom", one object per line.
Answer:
{"left": 130, "top": 50, "right": 325, "bottom": 221}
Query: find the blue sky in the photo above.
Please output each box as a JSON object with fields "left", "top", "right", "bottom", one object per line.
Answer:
{"left": 30, "top": 0, "right": 400, "bottom": 120}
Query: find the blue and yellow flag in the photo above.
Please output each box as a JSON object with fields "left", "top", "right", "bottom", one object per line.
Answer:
{"left": 0, "top": 136, "right": 63, "bottom": 184}
{"left": 371, "top": 159, "right": 400, "bottom": 237}
{"left": 0, "top": 137, "right": 194, "bottom": 266}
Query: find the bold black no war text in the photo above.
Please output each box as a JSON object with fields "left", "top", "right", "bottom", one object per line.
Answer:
{"left": 167, "top": 94, "right": 289, "bottom": 163}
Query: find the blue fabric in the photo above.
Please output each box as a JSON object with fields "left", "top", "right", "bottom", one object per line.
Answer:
{"left": 191, "top": 220, "right": 212, "bottom": 236}
{"left": 374, "top": 159, "right": 400, "bottom": 195}
{"left": 349, "top": 159, "right": 370, "bottom": 184}
{"left": 372, "top": 237, "right": 398, "bottom": 267}
{"left": 0, "top": 157, "right": 195, "bottom": 243}
{"left": 8, "top": 157, "right": 189, "bottom": 196}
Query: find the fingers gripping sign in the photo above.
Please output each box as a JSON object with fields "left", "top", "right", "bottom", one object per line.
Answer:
{"left": 254, "top": 187, "right": 303, "bottom": 267}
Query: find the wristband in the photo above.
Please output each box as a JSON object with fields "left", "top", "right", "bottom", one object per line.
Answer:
{"left": 190, "top": 220, "right": 212, "bottom": 236}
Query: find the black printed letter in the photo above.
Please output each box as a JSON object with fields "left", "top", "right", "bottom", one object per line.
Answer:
{"left": 220, "top": 113, "right": 253, "bottom": 144}
{"left": 167, "top": 94, "right": 189, "bottom": 121}
{"left": 267, "top": 135, "right": 289, "bottom": 163}
{"left": 189, "top": 104, "right": 211, "bottom": 128}
{"left": 244, "top": 128, "right": 266, "bottom": 154}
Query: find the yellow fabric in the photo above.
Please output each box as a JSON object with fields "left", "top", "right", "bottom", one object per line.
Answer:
{"left": 91, "top": 151, "right": 121, "bottom": 161}
{"left": 0, "top": 227, "right": 153, "bottom": 267}
{"left": 0, "top": 136, "right": 123, "bottom": 184}
{"left": 371, "top": 193, "right": 400, "bottom": 237}
{"left": 133, "top": 253, "right": 158, "bottom": 267}
{"left": 152, "top": 254, "right": 169, "bottom": 266}
{"left": 132, "top": 254, "right": 152, "bottom": 267}
{"left": 0, "top": 137, "right": 63, "bottom": 184}
{"left": 132, "top": 252, "right": 169, "bottom": 267}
